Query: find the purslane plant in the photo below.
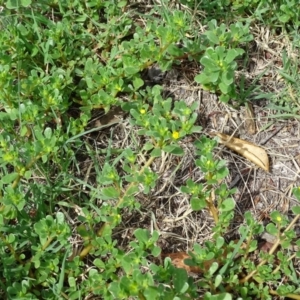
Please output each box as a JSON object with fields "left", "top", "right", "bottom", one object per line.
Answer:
{"left": 195, "top": 20, "right": 253, "bottom": 103}
{"left": 1, "top": 0, "right": 300, "bottom": 299}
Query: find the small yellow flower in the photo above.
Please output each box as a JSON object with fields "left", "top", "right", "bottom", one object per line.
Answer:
{"left": 140, "top": 108, "right": 146, "bottom": 114}
{"left": 172, "top": 131, "right": 180, "bottom": 140}
{"left": 276, "top": 216, "right": 282, "bottom": 222}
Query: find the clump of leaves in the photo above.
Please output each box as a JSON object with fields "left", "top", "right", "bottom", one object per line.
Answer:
{"left": 195, "top": 20, "right": 253, "bottom": 103}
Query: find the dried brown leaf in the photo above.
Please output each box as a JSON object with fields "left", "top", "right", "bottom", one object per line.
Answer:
{"left": 162, "top": 252, "right": 202, "bottom": 274}
{"left": 215, "top": 133, "right": 269, "bottom": 171}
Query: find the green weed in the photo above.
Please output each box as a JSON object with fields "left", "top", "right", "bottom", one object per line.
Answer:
{"left": 0, "top": 0, "right": 300, "bottom": 299}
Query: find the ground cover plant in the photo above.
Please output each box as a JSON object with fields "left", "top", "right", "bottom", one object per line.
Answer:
{"left": 0, "top": 0, "right": 300, "bottom": 299}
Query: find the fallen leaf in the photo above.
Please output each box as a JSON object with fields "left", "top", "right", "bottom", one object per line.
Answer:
{"left": 161, "top": 252, "right": 202, "bottom": 274}
{"left": 214, "top": 132, "right": 269, "bottom": 171}
{"left": 258, "top": 241, "right": 274, "bottom": 253}
{"left": 96, "top": 106, "right": 124, "bottom": 126}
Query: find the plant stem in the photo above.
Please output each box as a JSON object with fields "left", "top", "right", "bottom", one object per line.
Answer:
{"left": 206, "top": 186, "right": 219, "bottom": 223}
{"left": 0, "top": 232, "right": 23, "bottom": 264}
{"left": 269, "top": 289, "right": 300, "bottom": 300}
